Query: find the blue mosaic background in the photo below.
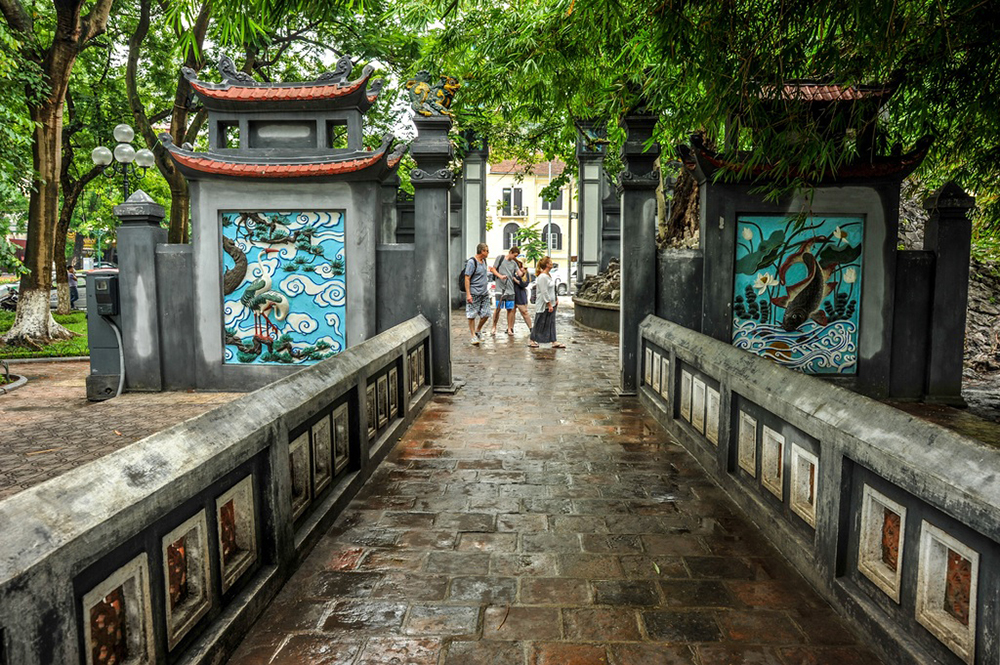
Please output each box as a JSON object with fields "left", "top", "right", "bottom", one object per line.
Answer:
{"left": 222, "top": 211, "right": 346, "bottom": 365}
{"left": 732, "top": 215, "right": 863, "bottom": 375}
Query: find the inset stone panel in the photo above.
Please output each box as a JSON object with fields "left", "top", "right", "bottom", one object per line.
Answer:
{"left": 82, "top": 553, "right": 154, "bottom": 665}
{"left": 216, "top": 475, "right": 257, "bottom": 593}
{"left": 760, "top": 426, "right": 784, "bottom": 499}
{"left": 789, "top": 444, "right": 818, "bottom": 527}
{"left": 311, "top": 415, "right": 333, "bottom": 495}
{"left": 679, "top": 370, "right": 692, "bottom": 422}
{"left": 377, "top": 374, "right": 389, "bottom": 428}
{"left": 737, "top": 411, "right": 757, "bottom": 477}
{"left": 162, "top": 511, "right": 212, "bottom": 649}
{"left": 691, "top": 377, "right": 706, "bottom": 434}
{"left": 858, "top": 485, "right": 906, "bottom": 603}
{"left": 333, "top": 403, "right": 350, "bottom": 475}
{"left": 408, "top": 351, "right": 419, "bottom": 395}
{"left": 706, "top": 387, "right": 720, "bottom": 445}
{"left": 644, "top": 347, "right": 652, "bottom": 386}
{"left": 651, "top": 351, "right": 662, "bottom": 394}
{"left": 916, "top": 522, "right": 979, "bottom": 664}
{"left": 388, "top": 367, "right": 399, "bottom": 419}
{"left": 417, "top": 345, "right": 426, "bottom": 385}
{"left": 366, "top": 382, "right": 377, "bottom": 440}
{"left": 659, "top": 356, "right": 670, "bottom": 399}
{"left": 289, "top": 431, "right": 311, "bottom": 521}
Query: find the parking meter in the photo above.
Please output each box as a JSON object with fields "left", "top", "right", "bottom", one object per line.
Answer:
{"left": 92, "top": 273, "right": 120, "bottom": 316}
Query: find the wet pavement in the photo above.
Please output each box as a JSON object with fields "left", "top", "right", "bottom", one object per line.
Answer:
{"left": 0, "top": 360, "right": 240, "bottom": 500}
{"left": 229, "top": 307, "right": 883, "bottom": 665}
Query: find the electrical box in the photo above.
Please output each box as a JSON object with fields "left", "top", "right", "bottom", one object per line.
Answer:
{"left": 92, "top": 273, "right": 120, "bottom": 316}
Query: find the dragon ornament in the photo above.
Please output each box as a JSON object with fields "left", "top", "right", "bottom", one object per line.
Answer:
{"left": 405, "top": 71, "right": 460, "bottom": 117}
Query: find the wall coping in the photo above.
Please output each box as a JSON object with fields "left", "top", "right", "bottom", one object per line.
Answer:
{"left": 640, "top": 314, "right": 1000, "bottom": 543}
{"left": 0, "top": 316, "right": 430, "bottom": 586}
{"left": 572, "top": 297, "right": 620, "bottom": 311}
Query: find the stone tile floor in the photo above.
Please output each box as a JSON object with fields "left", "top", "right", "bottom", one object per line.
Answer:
{"left": 229, "top": 309, "right": 884, "bottom": 665}
{"left": 0, "top": 360, "right": 239, "bottom": 500}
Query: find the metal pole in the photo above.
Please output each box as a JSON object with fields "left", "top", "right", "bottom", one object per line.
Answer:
{"left": 547, "top": 161, "right": 553, "bottom": 257}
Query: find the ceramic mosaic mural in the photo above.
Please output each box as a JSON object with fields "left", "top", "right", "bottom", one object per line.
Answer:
{"left": 733, "top": 215, "right": 863, "bottom": 374}
{"left": 221, "top": 211, "right": 346, "bottom": 365}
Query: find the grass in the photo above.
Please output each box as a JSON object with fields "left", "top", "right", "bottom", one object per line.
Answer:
{"left": 0, "top": 311, "right": 89, "bottom": 359}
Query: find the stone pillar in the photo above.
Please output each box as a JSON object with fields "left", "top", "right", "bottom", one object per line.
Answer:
{"left": 923, "top": 182, "right": 974, "bottom": 404}
{"left": 411, "top": 115, "right": 458, "bottom": 392}
{"left": 462, "top": 132, "right": 488, "bottom": 261}
{"left": 617, "top": 112, "right": 660, "bottom": 395}
{"left": 379, "top": 173, "right": 400, "bottom": 245}
{"left": 575, "top": 121, "right": 606, "bottom": 285}
{"left": 450, "top": 177, "right": 465, "bottom": 308}
{"left": 114, "top": 190, "right": 168, "bottom": 391}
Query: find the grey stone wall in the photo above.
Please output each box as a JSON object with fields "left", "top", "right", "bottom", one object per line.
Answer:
{"left": 655, "top": 249, "right": 702, "bottom": 332}
{"left": 0, "top": 317, "right": 433, "bottom": 665}
{"left": 638, "top": 314, "right": 1000, "bottom": 665}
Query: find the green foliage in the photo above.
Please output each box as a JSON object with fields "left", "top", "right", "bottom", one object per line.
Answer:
{"left": 0, "top": 312, "right": 89, "bottom": 358}
{"left": 512, "top": 223, "right": 547, "bottom": 265}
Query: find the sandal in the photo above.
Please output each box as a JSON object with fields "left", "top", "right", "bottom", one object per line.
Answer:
{"left": 552, "top": 343, "right": 566, "bottom": 349}
{"left": 528, "top": 342, "right": 539, "bottom": 348}
{"left": 506, "top": 329, "right": 514, "bottom": 336}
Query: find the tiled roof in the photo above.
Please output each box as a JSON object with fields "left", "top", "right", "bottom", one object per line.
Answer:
{"left": 490, "top": 159, "right": 566, "bottom": 176}
{"left": 167, "top": 148, "right": 386, "bottom": 179}
{"left": 764, "top": 83, "right": 893, "bottom": 102}
{"left": 189, "top": 77, "right": 368, "bottom": 102}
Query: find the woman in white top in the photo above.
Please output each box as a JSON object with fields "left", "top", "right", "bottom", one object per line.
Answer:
{"left": 529, "top": 256, "right": 565, "bottom": 349}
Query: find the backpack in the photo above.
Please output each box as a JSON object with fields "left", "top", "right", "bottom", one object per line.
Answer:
{"left": 457, "top": 257, "right": 481, "bottom": 293}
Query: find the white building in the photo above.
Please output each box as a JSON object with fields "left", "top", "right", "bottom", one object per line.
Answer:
{"left": 484, "top": 158, "right": 576, "bottom": 294}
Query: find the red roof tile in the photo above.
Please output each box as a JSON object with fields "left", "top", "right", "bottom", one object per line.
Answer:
{"left": 168, "top": 150, "right": 385, "bottom": 178}
{"left": 490, "top": 159, "right": 566, "bottom": 176}
{"left": 189, "top": 78, "right": 367, "bottom": 102}
{"left": 762, "top": 83, "right": 893, "bottom": 102}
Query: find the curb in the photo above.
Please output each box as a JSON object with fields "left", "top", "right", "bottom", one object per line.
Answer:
{"left": 0, "top": 356, "right": 89, "bottom": 364}
{"left": 0, "top": 374, "right": 27, "bottom": 394}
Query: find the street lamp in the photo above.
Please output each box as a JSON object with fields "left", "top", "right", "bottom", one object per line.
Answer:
{"left": 91, "top": 124, "right": 155, "bottom": 200}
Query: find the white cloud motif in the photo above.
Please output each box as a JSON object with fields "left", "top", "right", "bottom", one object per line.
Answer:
{"left": 286, "top": 312, "right": 320, "bottom": 334}
{"left": 325, "top": 312, "right": 343, "bottom": 338}
{"left": 282, "top": 274, "right": 346, "bottom": 306}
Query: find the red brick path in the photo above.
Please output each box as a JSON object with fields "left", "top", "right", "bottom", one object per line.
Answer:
{"left": 229, "top": 310, "right": 884, "bottom": 665}
{"left": 0, "top": 361, "right": 239, "bottom": 500}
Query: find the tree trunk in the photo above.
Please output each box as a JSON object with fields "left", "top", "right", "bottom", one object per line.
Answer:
{"left": 4, "top": 97, "right": 74, "bottom": 345}
{"left": 55, "top": 215, "right": 71, "bottom": 315}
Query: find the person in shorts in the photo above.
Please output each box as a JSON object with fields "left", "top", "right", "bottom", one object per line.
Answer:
{"left": 465, "top": 243, "right": 491, "bottom": 345}
{"left": 489, "top": 245, "right": 520, "bottom": 336}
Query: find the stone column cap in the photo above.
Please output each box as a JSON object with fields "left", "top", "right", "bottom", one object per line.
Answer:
{"left": 113, "top": 190, "right": 166, "bottom": 225}
{"left": 923, "top": 181, "right": 975, "bottom": 212}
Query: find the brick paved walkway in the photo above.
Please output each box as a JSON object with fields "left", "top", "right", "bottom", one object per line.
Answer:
{"left": 229, "top": 309, "right": 883, "bottom": 665}
{"left": 0, "top": 361, "right": 239, "bottom": 500}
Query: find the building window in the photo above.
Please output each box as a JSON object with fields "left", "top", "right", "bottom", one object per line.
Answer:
{"left": 503, "top": 223, "right": 520, "bottom": 250}
{"left": 541, "top": 190, "right": 564, "bottom": 211}
{"left": 502, "top": 187, "right": 524, "bottom": 216}
{"left": 542, "top": 223, "right": 563, "bottom": 250}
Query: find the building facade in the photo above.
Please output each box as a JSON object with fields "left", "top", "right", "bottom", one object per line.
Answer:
{"left": 484, "top": 159, "right": 577, "bottom": 293}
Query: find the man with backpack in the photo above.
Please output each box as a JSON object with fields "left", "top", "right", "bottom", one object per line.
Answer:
{"left": 463, "top": 243, "right": 492, "bottom": 345}
{"left": 489, "top": 245, "right": 520, "bottom": 337}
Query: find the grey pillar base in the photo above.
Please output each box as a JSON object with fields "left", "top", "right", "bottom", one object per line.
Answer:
{"left": 433, "top": 379, "right": 466, "bottom": 395}
{"left": 614, "top": 387, "right": 638, "bottom": 398}
{"left": 923, "top": 394, "right": 968, "bottom": 408}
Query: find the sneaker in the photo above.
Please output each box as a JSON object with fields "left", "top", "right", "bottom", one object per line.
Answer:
{"left": 476, "top": 332, "right": 483, "bottom": 340}
{"left": 471, "top": 337, "right": 480, "bottom": 346}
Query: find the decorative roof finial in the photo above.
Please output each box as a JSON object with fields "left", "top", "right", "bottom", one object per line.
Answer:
{"left": 317, "top": 55, "right": 354, "bottom": 83}
{"left": 218, "top": 55, "right": 256, "bottom": 84}
{"left": 405, "top": 71, "right": 460, "bottom": 117}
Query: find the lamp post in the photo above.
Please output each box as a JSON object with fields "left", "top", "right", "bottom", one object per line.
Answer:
{"left": 90, "top": 124, "right": 155, "bottom": 200}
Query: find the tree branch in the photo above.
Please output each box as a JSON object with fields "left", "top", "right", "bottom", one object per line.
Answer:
{"left": 0, "top": 0, "right": 31, "bottom": 35}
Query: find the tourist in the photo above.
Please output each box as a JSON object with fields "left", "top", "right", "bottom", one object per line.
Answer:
{"left": 529, "top": 256, "right": 565, "bottom": 349}
{"left": 512, "top": 257, "right": 533, "bottom": 332}
{"left": 68, "top": 266, "right": 79, "bottom": 309}
{"left": 465, "top": 243, "right": 492, "bottom": 345}
{"left": 489, "top": 245, "right": 520, "bottom": 336}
